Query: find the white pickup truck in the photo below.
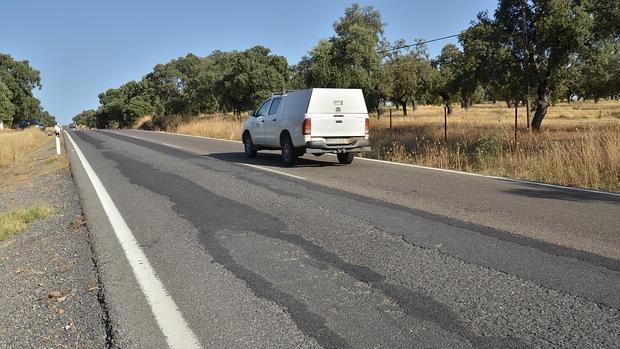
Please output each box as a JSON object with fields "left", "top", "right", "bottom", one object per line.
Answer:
{"left": 242, "top": 88, "right": 371, "bottom": 166}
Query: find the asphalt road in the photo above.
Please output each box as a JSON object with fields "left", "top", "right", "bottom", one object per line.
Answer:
{"left": 65, "top": 129, "right": 619, "bottom": 348}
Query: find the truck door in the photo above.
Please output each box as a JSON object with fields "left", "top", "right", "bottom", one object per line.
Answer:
{"left": 263, "top": 97, "right": 282, "bottom": 146}
{"left": 252, "top": 99, "right": 272, "bottom": 144}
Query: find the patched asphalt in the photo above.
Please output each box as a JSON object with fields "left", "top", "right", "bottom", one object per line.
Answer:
{"left": 66, "top": 129, "right": 619, "bottom": 348}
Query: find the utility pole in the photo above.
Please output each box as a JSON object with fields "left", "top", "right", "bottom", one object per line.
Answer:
{"left": 522, "top": 4, "right": 531, "bottom": 131}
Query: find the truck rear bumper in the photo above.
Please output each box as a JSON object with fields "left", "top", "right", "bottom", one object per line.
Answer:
{"left": 305, "top": 139, "right": 371, "bottom": 154}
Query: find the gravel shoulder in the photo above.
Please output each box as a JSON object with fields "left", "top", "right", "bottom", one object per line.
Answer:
{"left": 0, "top": 136, "right": 107, "bottom": 348}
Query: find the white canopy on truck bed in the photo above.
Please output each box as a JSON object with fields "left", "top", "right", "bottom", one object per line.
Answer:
{"left": 279, "top": 88, "right": 368, "bottom": 116}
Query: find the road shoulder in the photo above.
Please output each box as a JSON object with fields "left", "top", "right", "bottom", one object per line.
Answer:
{"left": 0, "top": 135, "right": 107, "bottom": 348}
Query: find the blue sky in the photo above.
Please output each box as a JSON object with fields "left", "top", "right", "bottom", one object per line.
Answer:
{"left": 1, "top": 0, "right": 497, "bottom": 124}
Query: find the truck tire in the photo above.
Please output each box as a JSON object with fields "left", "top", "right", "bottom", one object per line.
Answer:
{"left": 281, "top": 135, "right": 298, "bottom": 166}
{"left": 337, "top": 152, "right": 355, "bottom": 164}
{"left": 243, "top": 133, "right": 257, "bottom": 158}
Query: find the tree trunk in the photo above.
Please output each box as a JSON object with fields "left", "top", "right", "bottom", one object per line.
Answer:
{"left": 446, "top": 104, "right": 453, "bottom": 115}
{"left": 531, "top": 81, "right": 550, "bottom": 130}
{"left": 506, "top": 100, "right": 513, "bottom": 108}
{"left": 402, "top": 101, "right": 407, "bottom": 116}
{"left": 463, "top": 99, "right": 471, "bottom": 110}
{"left": 594, "top": 97, "right": 600, "bottom": 103}
{"left": 412, "top": 99, "right": 417, "bottom": 111}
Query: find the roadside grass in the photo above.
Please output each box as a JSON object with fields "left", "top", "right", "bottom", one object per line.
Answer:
{"left": 0, "top": 204, "right": 53, "bottom": 241}
{"left": 369, "top": 102, "right": 620, "bottom": 192}
{"left": 141, "top": 100, "right": 620, "bottom": 192}
{"left": 177, "top": 115, "right": 244, "bottom": 140}
{"left": 0, "top": 128, "right": 46, "bottom": 168}
{"left": 0, "top": 128, "right": 68, "bottom": 192}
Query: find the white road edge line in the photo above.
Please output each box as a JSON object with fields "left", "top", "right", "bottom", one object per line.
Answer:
{"left": 162, "top": 142, "right": 182, "bottom": 149}
{"left": 241, "top": 163, "right": 306, "bottom": 180}
{"left": 112, "top": 129, "right": 619, "bottom": 197}
{"left": 64, "top": 131, "right": 201, "bottom": 349}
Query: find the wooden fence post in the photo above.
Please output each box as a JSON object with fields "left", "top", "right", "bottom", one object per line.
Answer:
{"left": 444, "top": 106, "right": 448, "bottom": 143}
{"left": 389, "top": 108, "right": 393, "bottom": 137}
{"left": 514, "top": 102, "right": 518, "bottom": 143}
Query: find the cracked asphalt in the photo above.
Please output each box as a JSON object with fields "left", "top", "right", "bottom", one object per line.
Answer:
{"left": 65, "top": 129, "right": 619, "bottom": 348}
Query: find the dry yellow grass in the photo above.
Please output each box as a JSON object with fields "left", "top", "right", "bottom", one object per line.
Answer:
{"left": 0, "top": 128, "right": 68, "bottom": 192}
{"left": 371, "top": 101, "right": 620, "bottom": 192}
{"left": 162, "top": 101, "right": 619, "bottom": 192}
{"left": 177, "top": 115, "right": 244, "bottom": 140}
{"left": 0, "top": 128, "right": 48, "bottom": 168}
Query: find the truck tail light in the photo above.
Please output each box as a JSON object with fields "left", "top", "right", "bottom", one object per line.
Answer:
{"left": 303, "top": 118, "right": 311, "bottom": 135}
{"left": 365, "top": 118, "right": 369, "bottom": 135}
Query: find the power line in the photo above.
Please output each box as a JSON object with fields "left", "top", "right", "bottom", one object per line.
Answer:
{"left": 377, "top": 34, "right": 460, "bottom": 54}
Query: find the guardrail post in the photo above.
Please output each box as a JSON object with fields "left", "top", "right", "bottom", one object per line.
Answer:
{"left": 54, "top": 125, "right": 61, "bottom": 155}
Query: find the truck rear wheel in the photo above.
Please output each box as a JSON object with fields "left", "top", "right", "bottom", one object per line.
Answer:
{"left": 337, "top": 152, "right": 355, "bottom": 164}
{"left": 243, "top": 134, "right": 257, "bottom": 158}
{"left": 281, "top": 135, "right": 298, "bottom": 166}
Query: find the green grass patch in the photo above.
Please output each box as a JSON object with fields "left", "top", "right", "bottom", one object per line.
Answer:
{"left": 0, "top": 204, "right": 53, "bottom": 241}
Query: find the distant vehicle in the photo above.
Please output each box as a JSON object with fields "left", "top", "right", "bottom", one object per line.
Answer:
{"left": 17, "top": 119, "right": 46, "bottom": 131}
{"left": 69, "top": 123, "right": 77, "bottom": 130}
{"left": 242, "top": 88, "right": 371, "bottom": 166}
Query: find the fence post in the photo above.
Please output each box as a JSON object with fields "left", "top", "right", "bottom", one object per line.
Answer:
{"left": 444, "top": 106, "right": 447, "bottom": 143}
{"left": 514, "top": 103, "right": 518, "bottom": 144}
{"left": 389, "top": 108, "right": 393, "bottom": 137}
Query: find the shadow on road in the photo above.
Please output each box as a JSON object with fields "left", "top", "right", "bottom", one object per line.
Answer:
{"left": 206, "top": 151, "right": 343, "bottom": 169}
{"left": 503, "top": 185, "right": 620, "bottom": 204}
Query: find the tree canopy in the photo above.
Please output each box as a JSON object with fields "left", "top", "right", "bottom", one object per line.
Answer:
{"left": 458, "top": 0, "right": 620, "bottom": 128}
{"left": 0, "top": 54, "right": 55, "bottom": 126}
{"left": 73, "top": 1, "right": 619, "bottom": 130}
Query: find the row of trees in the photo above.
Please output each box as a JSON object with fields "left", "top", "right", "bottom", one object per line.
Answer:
{"left": 76, "top": 46, "right": 289, "bottom": 129}
{"left": 0, "top": 54, "right": 56, "bottom": 128}
{"left": 76, "top": 0, "right": 619, "bottom": 130}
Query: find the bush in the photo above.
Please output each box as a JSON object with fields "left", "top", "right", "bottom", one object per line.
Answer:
{"left": 469, "top": 132, "right": 503, "bottom": 166}
{"left": 137, "top": 120, "right": 155, "bottom": 131}
{"left": 151, "top": 115, "right": 187, "bottom": 132}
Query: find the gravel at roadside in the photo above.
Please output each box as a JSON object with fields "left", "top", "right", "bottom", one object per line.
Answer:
{"left": 0, "top": 147, "right": 107, "bottom": 348}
